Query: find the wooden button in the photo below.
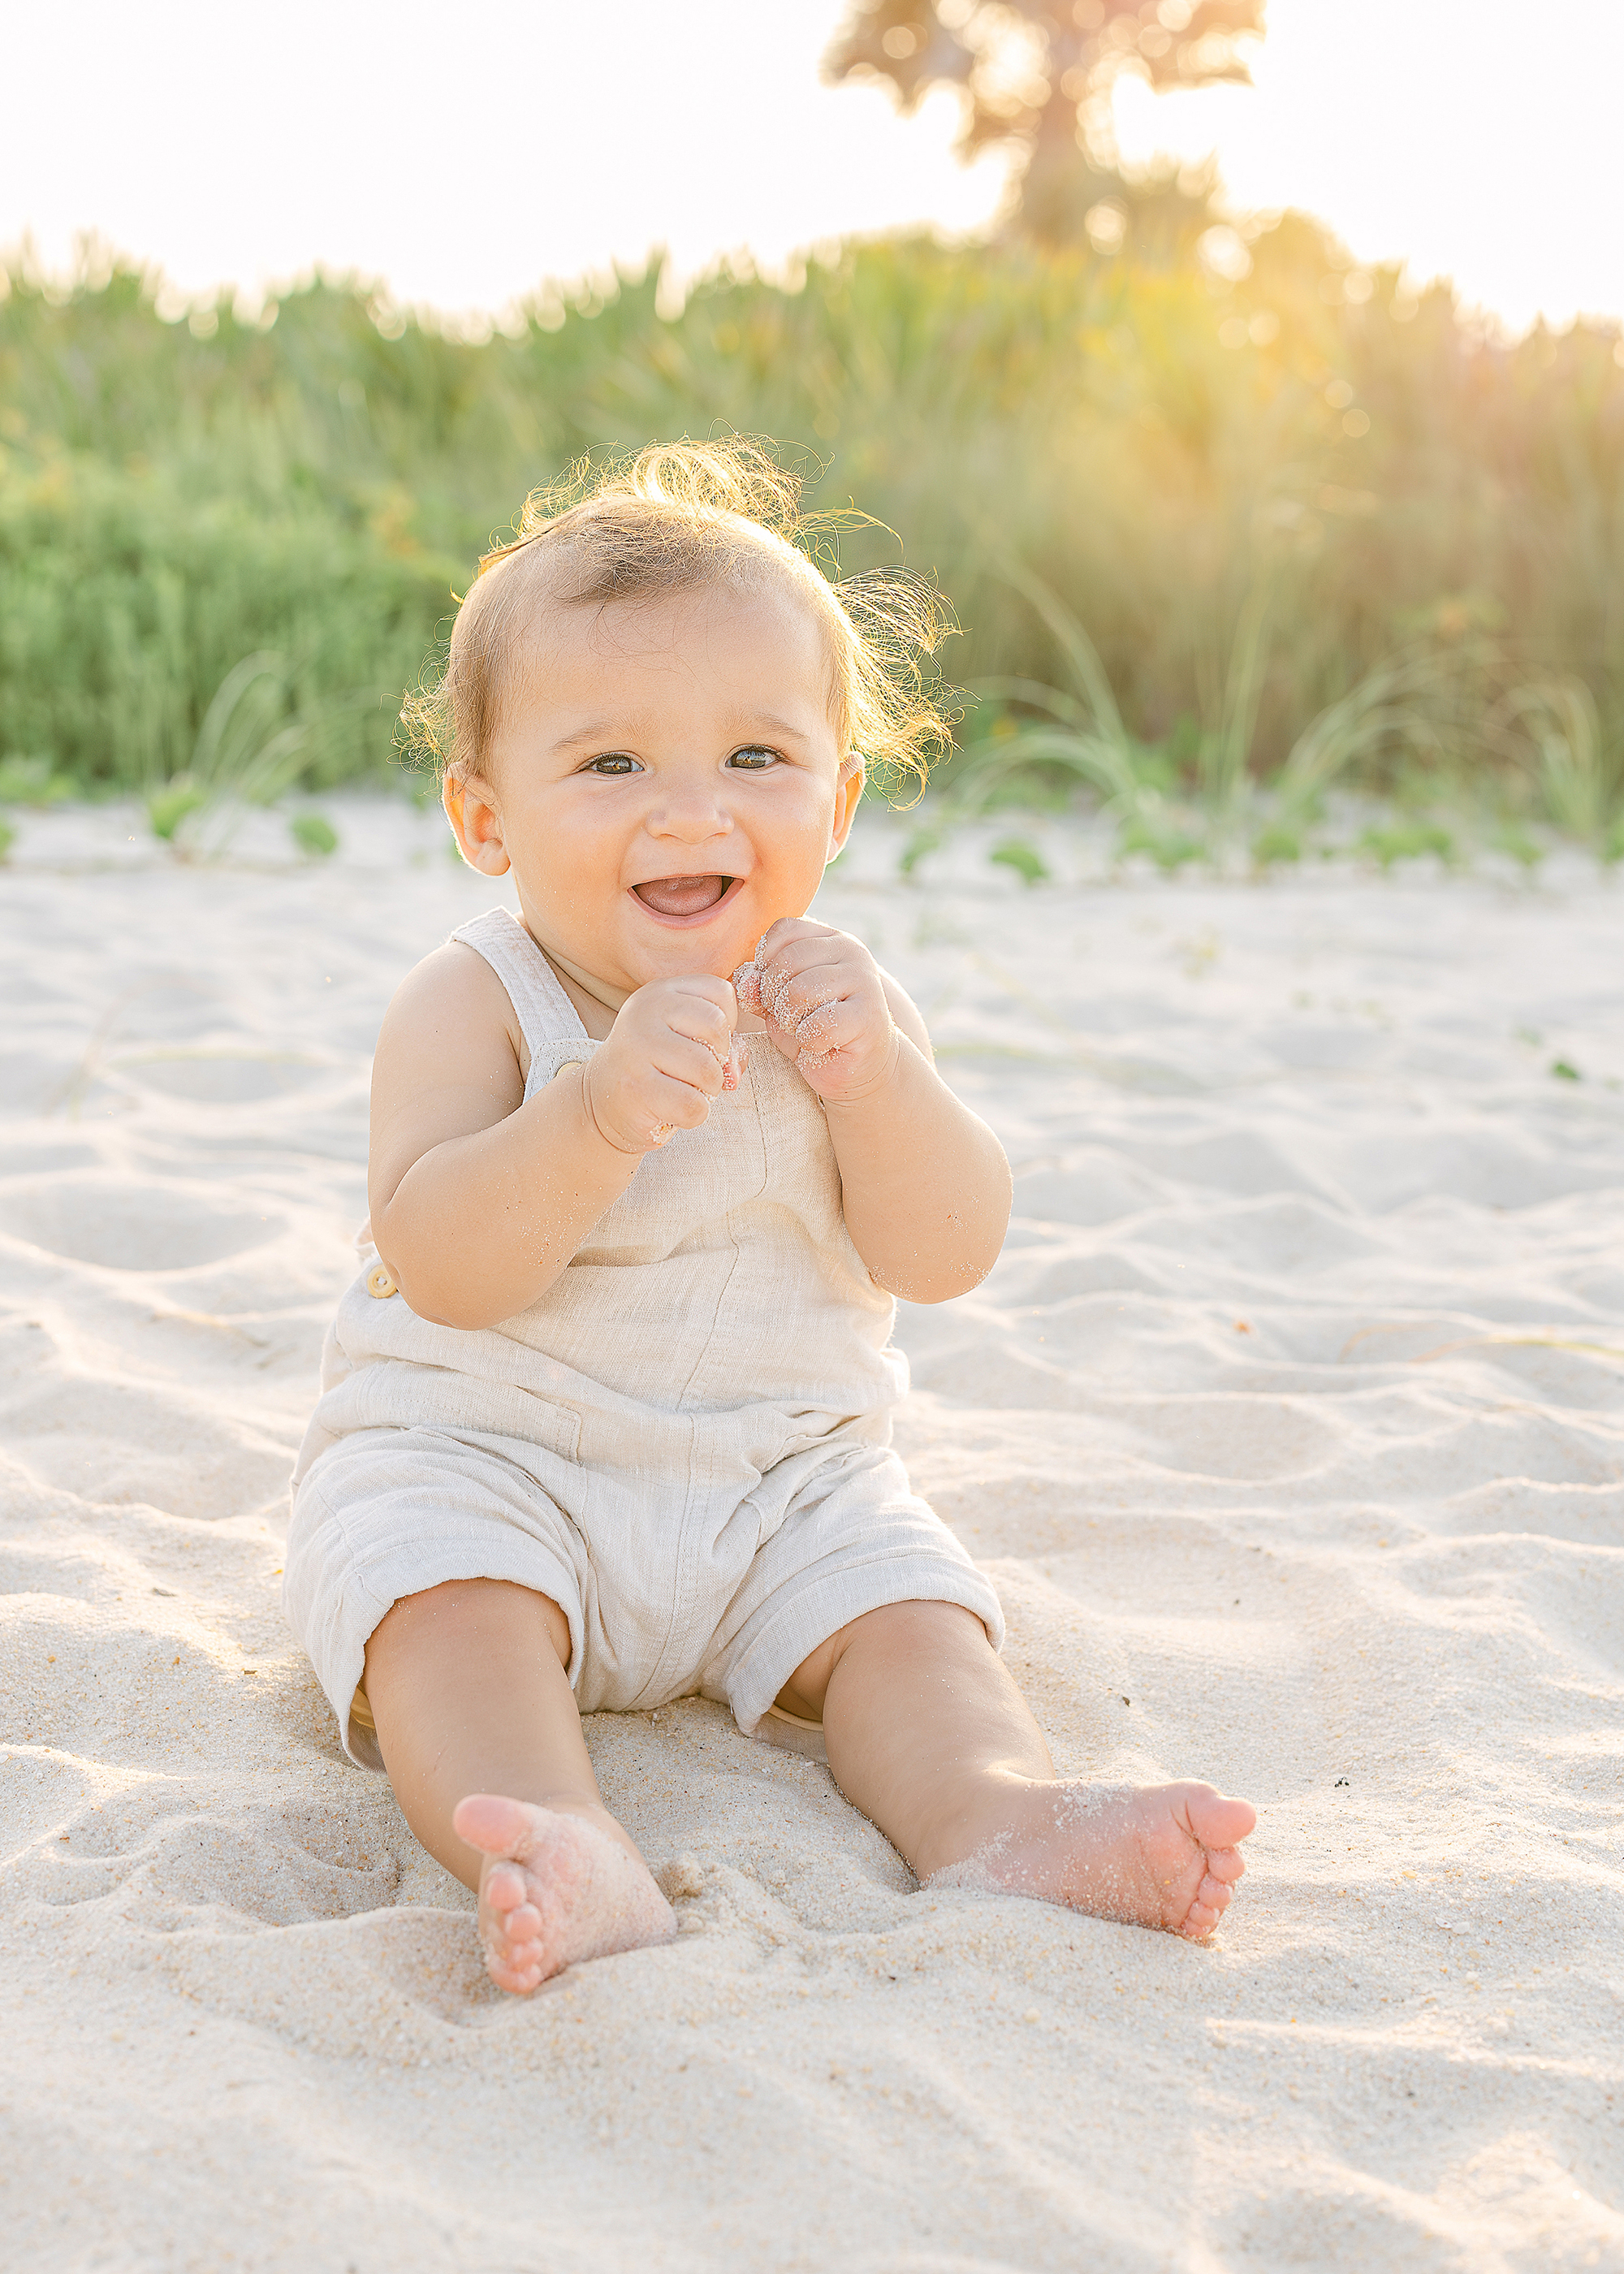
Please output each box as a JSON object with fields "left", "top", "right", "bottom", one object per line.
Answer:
{"left": 554, "top": 1060, "right": 583, "bottom": 1079}
{"left": 365, "top": 1263, "right": 398, "bottom": 1299}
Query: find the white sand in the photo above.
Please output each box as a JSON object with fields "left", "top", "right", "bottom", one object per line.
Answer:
{"left": 2, "top": 798, "right": 1621, "bottom": 2272}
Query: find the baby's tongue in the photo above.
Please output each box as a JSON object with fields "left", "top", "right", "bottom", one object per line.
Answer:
{"left": 634, "top": 874, "right": 728, "bottom": 917}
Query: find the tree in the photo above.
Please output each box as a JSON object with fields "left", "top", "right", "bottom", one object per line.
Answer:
{"left": 824, "top": 2, "right": 1266, "bottom": 249}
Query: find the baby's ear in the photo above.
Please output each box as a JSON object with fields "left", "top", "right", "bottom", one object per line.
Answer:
{"left": 828, "top": 754, "right": 865, "bottom": 858}
{"left": 444, "top": 772, "right": 511, "bottom": 875}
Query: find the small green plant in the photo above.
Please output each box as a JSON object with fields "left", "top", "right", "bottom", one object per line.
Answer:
{"left": 0, "top": 754, "right": 72, "bottom": 806}
{"left": 899, "top": 825, "right": 942, "bottom": 876}
{"left": 145, "top": 652, "right": 338, "bottom": 852}
{"left": 1551, "top": 1059, "right": 1581, "bottom": 1081}
{"left": 289, "top": 811, "right": 339, "bottom": 858}
{"left": 0, "top": 817, "right": 15, "bottom": 861}
{"left": 1250, "top": 821, "right": 1302, "bottom": 866}
{"left": 1269, "top": 651, "right": 1458, "bottom": 831}
{"left": 188, "top": 652, "right": 315, "bottom": 806}
{"left": 146, "top": 776, "right": 209, "bottom": 841}
{"left": 1358, "top": 818, "right": 1454, "bottom": 868}
{"left": 1492, "top": 821, "right": 1543, "bottom": 869}
{"left": 988, "top": 837, "right": 1049, "bottom": 885}
{"left": 940, "top": 568, "right": 1177, "bottom": 848}
{"left": 1117, "top": 811, "right": 1203, "bottom": 868}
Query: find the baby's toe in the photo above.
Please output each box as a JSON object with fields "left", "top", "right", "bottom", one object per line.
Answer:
{"left": 1206, "top": 1844, "right": 1246, "bottom": 1887}
{"left": 487, "top": 1949, "right": 543, "bottom": 1993}
{"left": 484, "top": 1861, "right": 528, "bottom": 1914}
{"left": 1183, "top": 1870, "right": 1233, "bottom": 1932}
{"left": 486, "top": 1919, "right": 526, "bottom": 1965}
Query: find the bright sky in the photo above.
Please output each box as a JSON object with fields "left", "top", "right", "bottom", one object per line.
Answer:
{"left": 2, "top": 0, "right": 1618, "bottom": 336}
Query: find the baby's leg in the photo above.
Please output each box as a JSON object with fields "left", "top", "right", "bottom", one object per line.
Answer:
{"left": 781, "top": 1602, "right": 1255, "bottom": 1940}
{"left": 362, "top": 1578, "right": 674, "bottom": 1990}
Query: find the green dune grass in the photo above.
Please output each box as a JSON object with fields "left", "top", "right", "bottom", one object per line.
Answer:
{"left": 1, "top": 221, "right": 1619, "bottom": 851}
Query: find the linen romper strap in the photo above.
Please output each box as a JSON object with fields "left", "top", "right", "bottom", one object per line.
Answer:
{"left": 450, "top": 908, "right": 595, "bottom": 1092}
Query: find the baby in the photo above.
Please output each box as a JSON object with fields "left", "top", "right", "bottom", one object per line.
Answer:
{"left": 283, "top": 442, "right": 1255, "bottom": 1992}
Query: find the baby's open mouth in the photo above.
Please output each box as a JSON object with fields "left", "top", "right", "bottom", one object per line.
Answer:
{"left": 633, "top": 874, "right": 734, "bottom": 918}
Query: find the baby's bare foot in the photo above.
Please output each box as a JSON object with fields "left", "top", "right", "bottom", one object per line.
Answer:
{"left": 453, "top": 1794, "right": 676, "bottom": 1993}
{"left": 923, "top": 1779, "right": 1255, "bottom": 1942}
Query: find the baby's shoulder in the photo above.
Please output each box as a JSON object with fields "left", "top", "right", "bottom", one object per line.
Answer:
{"left": 378, "top": 940, "right": 529, "bottom": 1085}
{"left": 390, "top": 936, "right": 516, "bottom": 1022}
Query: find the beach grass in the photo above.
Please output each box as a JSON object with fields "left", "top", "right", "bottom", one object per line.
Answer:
{"left": 2, "top": 223, "right": 1620, "bottom": 851}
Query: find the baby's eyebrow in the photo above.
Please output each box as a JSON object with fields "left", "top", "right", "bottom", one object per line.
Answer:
{"left": 734, "top": 712, "right": 814, "bottom": 743}
{"left": 549, "top": 719, "right": 625, "bottom": 754}
{"left": 549, "top": 711, "right": 817, "bottom": 755}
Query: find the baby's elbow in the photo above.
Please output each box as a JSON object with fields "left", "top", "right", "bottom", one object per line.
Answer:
{"left": 403, "top": 1288, "right": 506, "bottom": 1334}
{"left": 405, "top": 1293, "right": 479, "bottom": 1332}
{"left": 927, "top": 1256, "right": 1000, "bottom": 1304}
{"left": 872, "top": 1251, "right": 998, "bottom": 1306}
{"left": 386, "top": 1272, "right": 464, "bottom": 1332}
{"left": 383, "top": 1243, "right": 559, "bottom": 1333}
{"left": 376, "top": 1246, "right": 483, "bottom": 1334}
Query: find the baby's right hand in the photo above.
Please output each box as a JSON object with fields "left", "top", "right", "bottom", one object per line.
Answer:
{"left": 582, "top": 975, "right": 741, "bottom": 1156}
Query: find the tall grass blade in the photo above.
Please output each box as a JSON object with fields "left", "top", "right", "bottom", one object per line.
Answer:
{"left": 1500, "top": 678, "right": 1615, "bottom": 841}
{"left": 1200, "top": 584, "right": 1272, "bottom": 811}
{"left": 1272, "top": 651, "right": 1458, "bottom": 820}
{"left": 988, "top": 560, "right": 1129, "bottom": 750}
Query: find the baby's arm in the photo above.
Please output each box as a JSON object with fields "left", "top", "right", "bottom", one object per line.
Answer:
{"left": 739, "top": 921, "right": 1011, "bottom": 1303}
{"left": 369, "top": 943, "right": 738, "bottom": 1329}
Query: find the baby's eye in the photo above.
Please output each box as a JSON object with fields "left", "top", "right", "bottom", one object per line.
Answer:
{"left": 726, "top": 746, "right": 780, "bottom": 772}
{"left": 582, "top": 754, "right": 641, "bottom": 776}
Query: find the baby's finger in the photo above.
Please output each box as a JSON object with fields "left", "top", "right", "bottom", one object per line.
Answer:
{"left": 662, "top": 994, "right": 736, "bottom": 1057}
{"left": 587, "top": 1060, "right": 715, "bottom": 1153}
{"left": 792, "top": 1000, "right": 857, "bottom": 1057}
{"left": 755, "top": 940, "right": 864, "bottom": 1025}
{"left": 730, "top": 961, "right": 763, "bottom": 1013}
{"left": 663, "top": 970, "right": 741, "bottom": 1015}
{"left": 754, "top": 917, "right": 839, "bottom": 966}
{"left": 758, "top": 961, "right": 839, "bottom": 1031}
{"left": 652, "top": 1035, "right": 730, "bottom": 1097}
{"left": 642, "top": 1064, "right": 723, "bottom": 1127}
{"left": 771, "top": 971, "right": 864, "bottom": 1041}
{"left": 791, "top": 996, "right": 899, "bottom": 1082}
{"left": 755, "top": 927, "right": 856, "bottom": 982}
{"left": 793, "top": 1001, "right": 883, "bottom": 1072}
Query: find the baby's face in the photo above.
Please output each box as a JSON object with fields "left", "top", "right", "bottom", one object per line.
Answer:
{"left": 451, "top": 581, "right": 860, "bottom": 995}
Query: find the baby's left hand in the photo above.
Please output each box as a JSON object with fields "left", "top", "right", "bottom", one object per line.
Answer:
{"left": 734, "top": 919, "right": 899, "bottom": 1105}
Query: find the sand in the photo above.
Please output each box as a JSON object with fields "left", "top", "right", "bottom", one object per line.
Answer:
{"left": 2, "top": 796, "right": 1621, "bottom": 2272}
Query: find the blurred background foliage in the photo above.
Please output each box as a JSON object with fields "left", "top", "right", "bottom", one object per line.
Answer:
{"left": 1, "top": 175, "right": 1622, "bottom": 849}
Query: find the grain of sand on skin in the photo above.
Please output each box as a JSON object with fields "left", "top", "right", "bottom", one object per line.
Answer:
{"left": 2, "top": 794, "right": 1622, "bottom": 2271}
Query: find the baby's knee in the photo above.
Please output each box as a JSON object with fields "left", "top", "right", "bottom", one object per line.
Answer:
{"left": 368, "top": 1577, "right": 573, "bottom": 1675}
{"left": 780, "top": 1596, "right": 993, "bottom": 1716}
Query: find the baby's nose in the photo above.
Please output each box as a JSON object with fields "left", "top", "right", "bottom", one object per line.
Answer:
{"left": 647, "top": 788, "right": 734, "bottom": 841}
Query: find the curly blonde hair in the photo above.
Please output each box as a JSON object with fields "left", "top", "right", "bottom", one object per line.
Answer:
{"left": 400, "top": 439, "right": 955, "bottom": 801}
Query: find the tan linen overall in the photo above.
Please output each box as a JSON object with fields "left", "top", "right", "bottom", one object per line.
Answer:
{"left": 283, "top": 907, "right": 1000, "bottom": 1767}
